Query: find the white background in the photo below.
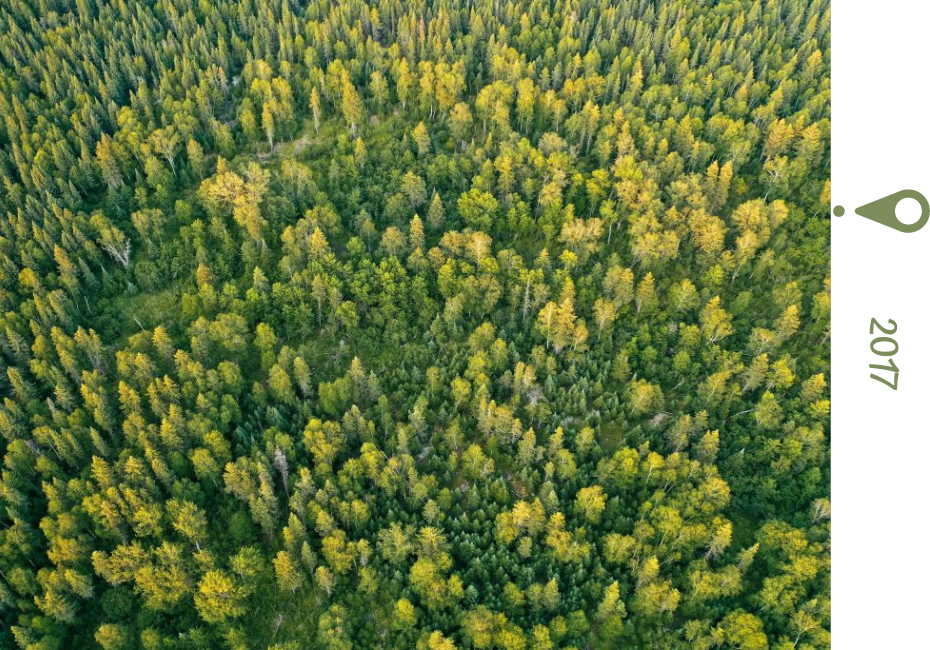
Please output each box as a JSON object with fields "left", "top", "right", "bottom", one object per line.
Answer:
{"left": 833, "top": 2, "right": 930, "bottom": 646}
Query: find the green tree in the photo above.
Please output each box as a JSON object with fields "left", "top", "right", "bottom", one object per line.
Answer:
{"left": 195, "top": 571, "right": 247, "bottom": 623}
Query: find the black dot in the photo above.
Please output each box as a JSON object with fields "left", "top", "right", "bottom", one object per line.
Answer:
{"left": 833, "top": 205, "right": 845, "bottom": 217}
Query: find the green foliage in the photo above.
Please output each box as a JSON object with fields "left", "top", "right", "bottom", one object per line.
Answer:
{"left": 0, "top": 0, "right": 830, "bottom": 647}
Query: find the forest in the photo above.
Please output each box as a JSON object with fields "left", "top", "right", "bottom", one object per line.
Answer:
{"left": 0, "top": 0, "right": 830, "bottom": 648}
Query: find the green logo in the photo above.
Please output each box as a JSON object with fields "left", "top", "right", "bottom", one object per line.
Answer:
{"left": 834, "top": 189, "right": 930, "bottom": 233}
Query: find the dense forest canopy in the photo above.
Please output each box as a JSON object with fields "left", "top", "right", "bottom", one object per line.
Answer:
{"left": 0, "top": 0, "right": 830, "bottom": 648}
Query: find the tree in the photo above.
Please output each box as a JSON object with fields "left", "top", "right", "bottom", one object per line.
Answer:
{"left": 412, "top": 122, "right": 431, "bottom": 156}
{"left": 627, "top": 380, "right": 664, "bottom": 416}
{"left": 458, "top": 188, "right": 499, "bottom": 231}
{"left": 420, "top": 631, "right": 457, "bottom": 650}
{"left": 462, "top": 445, "right": 494, "bottom": 479}
{"left": 195, "top": 571, "right": 246, "bottom": 623}
{"left": 700, "top": 296, "right": 733, "bottom": 342}
{"left": 188, "top": 139, "right": 207, "bottom": 179}
{"left": 592, "top": 299, "right": 618, "bottom": 340}
{"left": 262, "top": 102, "right": 276, "bottom": 149}
{"left": 149, "top": 128, "right": 180, "bottom": 175}
{"left": 96, "top": 134, "right": 124, "bottom": 188}
{"left": 394, "top": 598, "right": 418, "bottom": 629}
{"left": 718, "top": 611, "right": 769, "bottom": 650}
{"left": 274, "top": 551, "right": 304, "bottom": 594}
{"left": 635, "top": 273, "right": 658, "bottom": 314}
{"left": 574, "top": 486, "right": 607, "bottom": 523}
{"left": 450, "top": 103, "right": 473, "bottom": 145}
{"left": 311, "top": 87, "right": 323, "bottom": 132}
{"left": 167, "top": 500, "right": 208, "bottom": 551}
{"left": 603, "top": 266, "right": 634, "bottom": 307}
{"left": 427, "top": 192, "right": 446, "bottom": 231}
{"left": 536, "top": 287, "right": 587, "bottom": 354}
{"left": 341, "top": 79, "right": 364, "bottom": 136}
{"left": 91, "top": 213, "right": 132, "bottom": 268}
{"left": 595, "top": 582, "right": 626, "bottom": 641}
{"left": 95, "top": 624, "right": 130, "bottom": 650}
{"left": 318, "top": 605, "right": 352, "bottom": 650}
